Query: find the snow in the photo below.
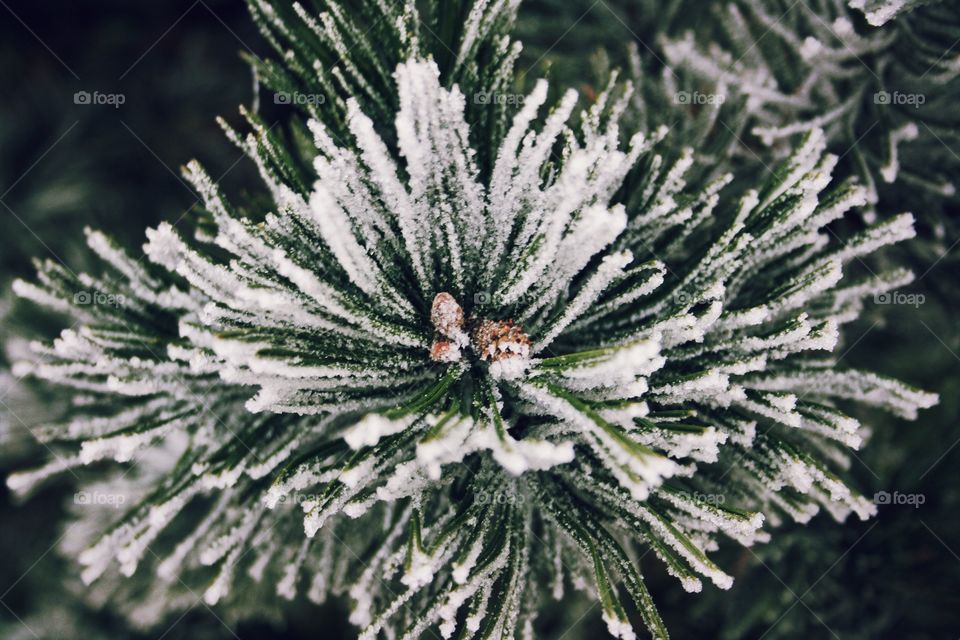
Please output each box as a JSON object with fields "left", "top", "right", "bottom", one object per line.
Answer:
{"left": 343, "top": 414, "right": 416, "bottom": 450}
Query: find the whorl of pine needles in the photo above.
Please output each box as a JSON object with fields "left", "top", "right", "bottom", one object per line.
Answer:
{"left": 5, "top": 1, "right": 938, "bottom": 638}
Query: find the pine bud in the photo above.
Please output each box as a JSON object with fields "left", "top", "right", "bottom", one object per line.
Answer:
{"left": 430, "top": 292, "right": 465, "bottom": 340}
{"left": 470, "top": 319, "right": 531, "bottom": 362}
{"left": 430, "top": 339, "right": 461, "bottom": 363}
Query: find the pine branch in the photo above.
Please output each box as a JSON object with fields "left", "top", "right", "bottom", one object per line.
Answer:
{"left": 3, "top": 1, "right": 940, "bottom": 638}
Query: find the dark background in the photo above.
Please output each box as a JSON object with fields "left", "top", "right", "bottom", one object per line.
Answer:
{"left": 1, "top": 1, "right": 958, "bottom": 638}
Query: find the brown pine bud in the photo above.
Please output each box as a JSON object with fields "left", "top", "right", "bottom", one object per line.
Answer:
{"left": 470, "top": 319, "right": 531, "bottom": 362}
{"left": 430, "top": 338, "right": 461, "bottom": 363}
{"left": 430, "top": 292, "right": 465, "bottom": 340}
